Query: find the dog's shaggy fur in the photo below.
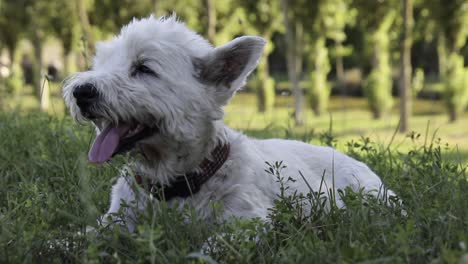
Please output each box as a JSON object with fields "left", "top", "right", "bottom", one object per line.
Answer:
{"left": 64, "top": 16, "right": 395, "bottom": 231}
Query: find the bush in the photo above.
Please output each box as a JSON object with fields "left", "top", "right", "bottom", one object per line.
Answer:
{"left": 363, "top": 66, "right": 393, "bottom": 119}
{"left": 443, "top": 53, "right": 468, "bottom": 122}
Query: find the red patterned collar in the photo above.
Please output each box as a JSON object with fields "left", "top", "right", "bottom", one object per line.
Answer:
{"left": 135, "top": 143, "right": 230, "bottom": 200}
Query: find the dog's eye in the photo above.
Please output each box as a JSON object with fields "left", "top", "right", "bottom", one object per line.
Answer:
{"left": 132, "top": 64, "right": 157, "bottom": 77}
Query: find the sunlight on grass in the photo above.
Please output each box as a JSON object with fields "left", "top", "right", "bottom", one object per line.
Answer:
{"left": 2, "top": 82, "right": 67, "bottom": 115}
{"left": 225, "top": 93, "right": 468, "bottom": 164}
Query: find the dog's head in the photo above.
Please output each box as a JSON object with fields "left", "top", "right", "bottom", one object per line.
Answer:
{"left": 63, "top": 15, "right": 265, "bottom": 164}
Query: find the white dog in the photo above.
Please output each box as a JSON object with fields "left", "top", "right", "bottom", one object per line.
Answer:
{"left": 63, "top": 15, "right": 396, "bottom": 231}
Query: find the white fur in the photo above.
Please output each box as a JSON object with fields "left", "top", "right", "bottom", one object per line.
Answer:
{"left": 63, "top": 15, "right": 395, "bottom": 231}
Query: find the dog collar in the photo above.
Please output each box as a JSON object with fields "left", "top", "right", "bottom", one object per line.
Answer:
{"left": 135, "top": 143, "right": 230, "bottom": 200}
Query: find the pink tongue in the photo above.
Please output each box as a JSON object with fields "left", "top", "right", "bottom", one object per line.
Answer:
{"left": 88, "top": 125, "right": 131, "bottom": 164}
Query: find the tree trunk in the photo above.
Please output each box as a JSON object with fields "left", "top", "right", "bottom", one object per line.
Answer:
{"left": 437, "top": 33, "right": 447, "bottom": 78}
{"left": 364, "top": 12, "right": 395, "bottom": 120}
{"left": 77, "top": 0, "right": 95, "bottom": 60}
{"left": 280, "top": 0, "right": 303, "bottom": 126}
{"left": 32, "top": 34, "right": 48, "bottom": 111}
{"left": 205, "top": 0, "right": 216, "bottom": 44}
{"left": 335, "top": 40, "right": 346, "bottom": 99}
{"left": 256, "top": 41, "right": 275, "bottom": 112}
{"left": 449, "top": 108, "right": 457, "bottom": 122}
{"left": 294, "top": 21, "right": 303, "bottom": 85}
{"left": 309, "top": 37, "right": 330, "bottom": 116}
{"left": 399, "top": 0, "right": 413, "bottom": 133}
{"left": 32, "top": 32, "right": 42, "bottom": 97}
{"left": 0, "top": 44, "right": 3, "bottom": 108}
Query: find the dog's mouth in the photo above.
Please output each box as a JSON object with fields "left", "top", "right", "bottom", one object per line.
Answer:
{"left": 88, "top": 123, "right": 156, "bottom": 164}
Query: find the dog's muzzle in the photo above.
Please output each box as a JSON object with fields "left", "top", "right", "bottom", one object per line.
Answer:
{"left": 73, "top": 83, "right": 99, "bottom": 118}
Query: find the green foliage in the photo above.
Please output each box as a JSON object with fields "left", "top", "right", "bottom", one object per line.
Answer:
{"left": 351, "top": 0, "right": 398, "bottom": 32}
{"left": 255, "top": 76, "right": 275, "bottom": 113}
{"left": 210, "top": 1, "right": 246, "bottom": 46}
{"left": 426, "top": 0, "right": 468, "bottom": 121}
{"left": 237, "top": 0, "right": 283, "bottom": 112}
{"left": 91, "top": 0, "right": 153, "bottom": 33}
{"left": 355, "top": 3, "right": 397, "bottom": 119}
{"left": 443, "top": 53, "right": 468, "bottom": 122}
{"left": 249, "top": 72, "right": 275, "bottom": 113}
{"left": 289, "top": 0, "right": 354, "bottom": 117}
{"left": 426, "top": 0, "right": 468, "bottom": 53}
{"left": 0, "top": 1, "right": 29, "bottom": 54}
{"left": 323, "top": 0, "right": 356, "bottom": 43}
{"left": 237, "top": 0, "right": 283, "bottom": 36}
{"left": 48, "top": 0, "right": 79, "bottom": 55}
{"left": 363, "top": 69, "right": 393, "bottom": 119}
{"left": 308, "top": 37, "right": 331, "bottom": 116}
{"left": 4, "top": 64, "right": 24, "bottom": 96}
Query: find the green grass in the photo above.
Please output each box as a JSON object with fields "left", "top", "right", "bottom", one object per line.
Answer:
{"left": 225, "top": 93, "right": 468, "bottom": 164}
{"left": 0, "top": 87, "right": 467, "bottom": 263}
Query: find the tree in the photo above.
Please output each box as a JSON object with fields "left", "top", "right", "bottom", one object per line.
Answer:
{"left": 287, "top": 0, "right": 353, "bottom": 117}
{"left": 48, "top": 0, "right": 79, "bottom": 76}
{"left": 281, "top": 0, "right": 304, "bottom": 125}
{"left": 25, "top": 0, "right": 59, "bottom": 111}
{"left": 285, "top": 0, "right": 330, "bottom": 119}
{"left": 237, "top": 0, "right": 283, "bottom": 112}
{"left": 1, "top": 0, "right": 69, "bottom": 111}
{"left": 327, "top": 0, "right": 355, "bottom": 103}
{"left": 353, "top": 0, "right": 398, "bottom": 119}
{"left": 279, "top": 0, "right": 355, "bottom": 123}
{"left": 399, "top": 0, "right": 414, "bottom": 133}
{"left": 0, "top": 1, "right": 29, "bottom": 97}
{"left": 208, "top": 0, "right": 245, "bottom": 46}
{"left": 20, "top": 0, "right": 79, "bottom": 111}
{"left": 303, "top": 0, "right": 343, "bottom": 116}
{"left": 426, "top": 0, "right": 468, "bottom": 122}
{"left": 0, "top": 2, "right": 28, "bottom": 64}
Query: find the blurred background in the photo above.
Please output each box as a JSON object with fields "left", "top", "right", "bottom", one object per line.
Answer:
{"left": 0, "top": 0, "right": 467, "bottom": 162}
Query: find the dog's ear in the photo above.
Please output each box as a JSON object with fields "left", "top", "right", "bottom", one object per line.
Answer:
{"left": 195, "top": 36, "right": 266, "bottom": 104}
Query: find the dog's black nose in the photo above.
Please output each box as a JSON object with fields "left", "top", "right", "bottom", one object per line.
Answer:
{"left": 73, "top": 83, "right": 98, "bottom": 117}
{"left": 73, "top": 83, "right": 98, "bottom": 101}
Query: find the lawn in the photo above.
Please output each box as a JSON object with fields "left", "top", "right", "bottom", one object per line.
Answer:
{"left": 0, "top": 84, "right": 467, "bottom": 263}
{"left": 225, "top": 93, "right": 468, "bottom": 165}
